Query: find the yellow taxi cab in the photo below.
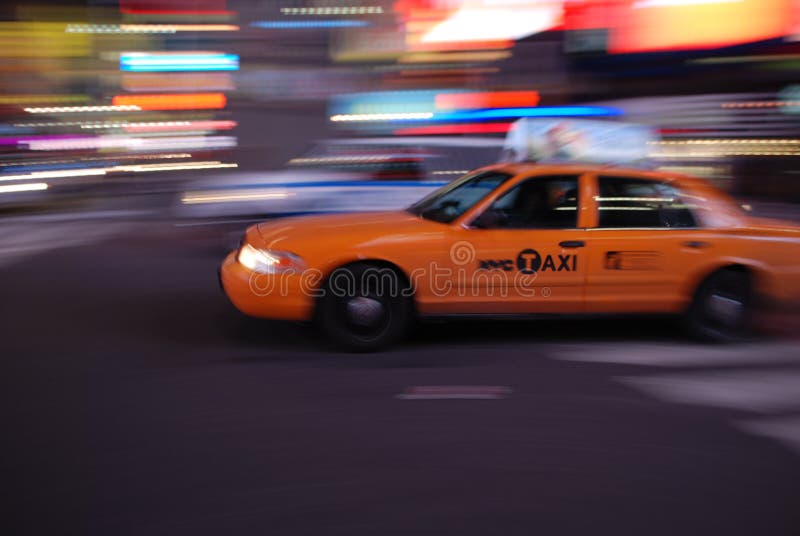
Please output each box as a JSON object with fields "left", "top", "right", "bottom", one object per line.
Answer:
{"left": 220, "top": 161, "right": 800, "bottom": 350}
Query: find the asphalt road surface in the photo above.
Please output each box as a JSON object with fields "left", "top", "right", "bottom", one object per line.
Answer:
{"left": 2, "top": 216, "right": 800, "bottom": 536}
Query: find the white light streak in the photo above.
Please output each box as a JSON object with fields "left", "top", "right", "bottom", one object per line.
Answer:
{"left": 432, "top": 170, "right": 470, "bottom": 175}
{"left": 421, "top": 1, "right": 561, "bottom": 43}
{"left": 23, "top": 135, "right": 237, "bottom": 152}
{"left": 0, "top": 160, "right": 235, "bottom": 183}
{"left": 0, "top": 182, "right": 49, "bottom": 194}
{"left": 330, "top": 112, "right": 434, "bottom": 122}
{"left": 595, "top": 197, "right": 675, "bottom": 202}
{"left": 288, "top": 155, "right": 395, "bottom": 165}
{"left": 181, "top": 190, "right": 292, "bottom": 204}
{"left": 24, "top": 105, "right": 141, "bottom": 114}
{"left": 110, "top": 161, "right": 238, "bottom": 173}
{"left": 0, "top": 168, "right": 106, "bottom": 183}
{"left": 280, "top": 6, "right": 382, "bottom": 15}
{"left": 66, "top": 24, "right": 239, "bottom": 33}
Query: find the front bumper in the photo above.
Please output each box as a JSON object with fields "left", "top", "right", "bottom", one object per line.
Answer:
{"left": 219, "top": 251, "right": 314, "bottom": 322}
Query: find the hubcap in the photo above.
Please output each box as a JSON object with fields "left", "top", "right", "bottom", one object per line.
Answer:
{"left": 707, "top": 292, "right": 744, "bottom": 327}
{"left": 346, "top": 296, "right": 385, "bottom": 328}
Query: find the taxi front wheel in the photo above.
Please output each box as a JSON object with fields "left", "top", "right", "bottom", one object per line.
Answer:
{"left": 316, "top": 262, "right": 413, "bottom": 351}
{"left": 685, "top": 268, "right": 753, "bottom": 342}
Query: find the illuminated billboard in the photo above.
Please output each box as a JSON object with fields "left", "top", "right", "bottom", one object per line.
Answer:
{"left": 564, "top": 0, "right": 795, "bottom": 54}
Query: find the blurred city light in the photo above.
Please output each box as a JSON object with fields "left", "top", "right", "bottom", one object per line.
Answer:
{"left": 0, "top": 182, "right": 48, "bottom": 194}
{"left": 120, "top": 52, "right": 240, "bottom": 72}
{"left": 251, "top": 20, "right": 371, "bottom": 28}
{"left": 419, "top": 0, "right": 563, "bottom": 43}
{"left": 111, "top": 93, "right": 227, "bottom": 110}
{"left": 564, "top": 0, "right": 794, "bottom": 53}
{"left": 66, "top": 23, "right": 240, "bottom": 33}
{"left": 119, "top": 0, "right": 234, "bottom": 16}
{"left": 280, "top": 6, "right": 384, "bottom": 15}
{"left": 0, "top": 2, "right": 796, "bottom": 215}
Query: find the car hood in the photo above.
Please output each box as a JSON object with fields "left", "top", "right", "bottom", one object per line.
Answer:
{"left": 255, "top": 211, "right": 445, "bottom": 251}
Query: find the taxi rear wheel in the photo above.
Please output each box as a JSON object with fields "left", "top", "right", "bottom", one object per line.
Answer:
{"left": 686, "top": 268, "right": 752, "bottom": 342}
{"left": 317, "top": 262, "right": 412, "bottom": 351}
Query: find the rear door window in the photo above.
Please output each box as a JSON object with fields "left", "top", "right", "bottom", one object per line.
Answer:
{"left": 596, "top": 176, "right": 698, "bottom": 229}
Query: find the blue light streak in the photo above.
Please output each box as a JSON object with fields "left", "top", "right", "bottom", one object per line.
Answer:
{"left": 432, "top": 106, "right": 623, "bottom": 122}
{"left": 250, "top": 20, "right": 370, "bottom": 29}
{"left": 120, "top": 53, "right": 239, "bottom": 72}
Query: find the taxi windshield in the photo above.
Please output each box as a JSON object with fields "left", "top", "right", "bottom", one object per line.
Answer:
{"left": 408, "top": 171, "right": 512, "bottom": 223}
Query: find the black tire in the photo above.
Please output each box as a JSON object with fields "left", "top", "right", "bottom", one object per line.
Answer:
{"left": 316, "top": 262, "right": 413, "bottom": 351}
{"left": 685, "top": 268, "right": 753, "bottom": 342}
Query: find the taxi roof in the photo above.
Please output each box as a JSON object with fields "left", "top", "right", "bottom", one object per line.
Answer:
{"left": 485, "top": 161, "right": 698, "bottom": 185}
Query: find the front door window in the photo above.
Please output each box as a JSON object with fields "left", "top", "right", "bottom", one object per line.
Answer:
{"left": 446, "top": 174, "right": 586, "bottom": 314}
{"left": 474, "top": 175, "right": 579, "bottom": 230}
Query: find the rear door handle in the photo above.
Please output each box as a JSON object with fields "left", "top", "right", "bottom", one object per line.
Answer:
{"left": 559, "top": 240, "right": 585, "bottom": 248}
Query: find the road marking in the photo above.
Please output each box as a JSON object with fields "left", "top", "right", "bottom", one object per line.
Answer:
{"left": 396, "top": 385, "right": 512, "bottom": 400}
{"left": 553, "top": 342, "right": 800, "bottom": 454}
{"left": 738, "top": 416, "right": 800, "bottom": 455}
{"left": 551, "top": 342, "right": 800, "bottom": 367}
{"left": 618, "top": 370, "right": 800, "bottom": 413}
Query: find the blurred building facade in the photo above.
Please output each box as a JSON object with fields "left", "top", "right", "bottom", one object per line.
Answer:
{"left": 1, "top": 0, "right": 800, "bottom": 205}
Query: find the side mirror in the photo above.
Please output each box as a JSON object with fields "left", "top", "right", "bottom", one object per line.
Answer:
{"left": 471, "top": 209, "right": 506, "bottom": 229}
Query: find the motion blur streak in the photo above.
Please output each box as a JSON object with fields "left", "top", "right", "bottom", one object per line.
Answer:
{"left": 181, "top": 189, "right": 292, "bottom": 204}
{"left": 395, "top": 123, "right": 513, "bottom": 135}
{"left": 24, "top": 137, "right": 138, "bottom": 151}
{"left": 330, "top": 112, "right": 435, "bottom": 122}
{"left": 250, "top": 20, "right": 371, "bottom": 29}
{"left": 0, "top": 154, "right": 192, "bottom": 167}
{"left": 111, "top": 93, "right": 227, "bottom": 111}
{"left": 123, "top": 120, "right": 237, "bottom": 133}
{"left": 0, "top": 169, "right": 106, "bottom": 182}
{"left": 110, "top": 161, "right": 237, "bottom": 173}
{"left": 120, "top": 72, "right": 235, "bottom": 92}
{"left": 24, "top": 105, "right": 141, "bottom": 113}
{"left": 0, "top": 162, "right": 236, "bottom": 182}
{"left": 398, "top": 50, "right": 512, "bottom": 63}
{"left": 420, "top": 0, "right": 563, "bottom": 43}
{"left": 432, "top": 106, "right": 623, "bottom": 121}
{"left": 280, "top": 6, "right": 383, "bottom": 15}
{"left": 722, "top": 101, "right": 800, "bottom": 108}
{"left": 0, "top": 22, "right": 89, "bottom": 57}
{"left": 65, "top": 24, "right": 239, "bottom": 33}
{"left": 0, "top": 95, "right": 89, "bottom": 104}
{"left": 0, "top": 182, "right": 48, "bottom": 194}
{"left": 119, "top": 0, "right": 233, "bottom": 16}
{"left": 435, "top": 91, "right": 541, "bottom": 110}
{"left": 128, "top": 136, "right": 237, "bottom": 151}
{"left": 120, "top": 53, "right": 240, "bottom": 72}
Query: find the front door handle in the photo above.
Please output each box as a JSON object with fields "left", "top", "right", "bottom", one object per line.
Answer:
{"left": 559, "top": 240, "right": 585, "bottom": 248}
{"left": 683, "top": 240, "right": 710, "bottom": 249}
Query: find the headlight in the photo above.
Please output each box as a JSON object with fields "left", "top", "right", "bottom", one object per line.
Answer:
{"left": 237, "top": 243, "right": 305, "bottom": 274}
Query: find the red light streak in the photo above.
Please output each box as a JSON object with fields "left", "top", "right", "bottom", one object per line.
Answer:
{"left": 394, "top": 123, "right": 512, "bottom": 136}
{"left": 436, "top": 91, "right": 540, "bottom": 111}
